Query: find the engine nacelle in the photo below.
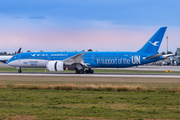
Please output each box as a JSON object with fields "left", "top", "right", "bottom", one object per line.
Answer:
{"left": 46, "top": 61, "right": 65, "bottom": 71}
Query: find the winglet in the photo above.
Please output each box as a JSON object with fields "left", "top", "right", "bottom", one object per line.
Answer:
{"left": 138, "top": 27, "right": 167, "bottom": 54}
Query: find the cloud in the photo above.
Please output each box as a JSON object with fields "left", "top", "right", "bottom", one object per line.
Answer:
{"left": 29, "top": 16, "right": 46, "bottom": 19}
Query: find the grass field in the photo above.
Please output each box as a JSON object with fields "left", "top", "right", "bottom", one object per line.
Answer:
{"left": 0, "top": 89, "right": 180, "bottom": 120}
{"left": 1, "top": 76, "right": 180, "bottom": 92}
{"left": 0, "top": 76, "right": 180, "bottom": 119}
{"left": 1, "top": 67, "right": 180, "bottom": 119}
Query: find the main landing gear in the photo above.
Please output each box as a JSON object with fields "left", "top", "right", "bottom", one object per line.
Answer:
{"left": 75, "top": 68, "right": 94, "bottom": 74}
{"left": 76, "top": 69, "right": 84, "bottom": 74}
{"left": 85, "top": 68, "right": 94, "bottom": 74}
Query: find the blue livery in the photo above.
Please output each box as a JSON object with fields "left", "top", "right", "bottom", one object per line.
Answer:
{"left": 7, "top": 27, "right": 168, "bottom": 74}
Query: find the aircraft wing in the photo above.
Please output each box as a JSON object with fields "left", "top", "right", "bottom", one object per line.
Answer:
{"left": 63, "top": 52, "right": 87, "bottom": 66}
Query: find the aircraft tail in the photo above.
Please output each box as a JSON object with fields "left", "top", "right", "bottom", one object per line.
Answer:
{"left": 16, "top": 48, "right": 21, "bottom": 54}
{"left": 137, "top": 27, "right": 167, "bottom": 54}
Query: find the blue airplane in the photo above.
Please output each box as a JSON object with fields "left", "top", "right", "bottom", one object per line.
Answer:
{"left": 7, "top": 27, "right": 171, "bottom": 73}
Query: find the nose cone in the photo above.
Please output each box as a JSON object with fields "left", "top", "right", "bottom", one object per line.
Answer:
{"left": 7, "top": 61, "right": 16, "bottom": 67}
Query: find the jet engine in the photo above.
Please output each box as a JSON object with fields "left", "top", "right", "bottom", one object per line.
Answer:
{"left": 46, "top": 61, "right": 65, "bottom": 71}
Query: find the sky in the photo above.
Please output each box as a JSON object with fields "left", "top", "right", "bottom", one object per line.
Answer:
{"left": 0, "top": 0, "right": 180, "bottom": 53}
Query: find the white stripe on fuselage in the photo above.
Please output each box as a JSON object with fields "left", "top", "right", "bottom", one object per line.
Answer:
{"left": 8, "top": 59, "right": 48, "bottom": 68}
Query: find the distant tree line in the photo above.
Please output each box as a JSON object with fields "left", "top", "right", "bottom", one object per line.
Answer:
{"left": 161, "top": 51, "right": 173, "bottom": 55}
{"left": 1, "top": 50, "right": 174, "bottom": 55}
{"left": 0, "top": 51, "right": 15, "bottom": 55}
{"left": 0, "top": 49, "right": 94, "bottom": 55}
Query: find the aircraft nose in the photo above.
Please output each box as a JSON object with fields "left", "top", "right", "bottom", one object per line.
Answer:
{"left": 7, "top": 61, "right": 16, "bottom": 66}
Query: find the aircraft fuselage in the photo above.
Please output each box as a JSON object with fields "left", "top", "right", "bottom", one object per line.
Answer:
{"left": 7, "top": 51, "right": 162, "bottom": 68}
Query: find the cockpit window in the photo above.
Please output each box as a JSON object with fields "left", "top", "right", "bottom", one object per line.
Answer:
{"left": 11, "top": 57, "right": 13, "bottom": 59}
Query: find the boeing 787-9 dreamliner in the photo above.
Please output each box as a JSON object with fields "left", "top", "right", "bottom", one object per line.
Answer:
{"left": 7, "top": 27, "right": 172, "bottom": 73}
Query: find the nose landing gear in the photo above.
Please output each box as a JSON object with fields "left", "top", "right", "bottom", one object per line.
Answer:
{"left": 17, "top": 67, "right": 22, "bottom": 73}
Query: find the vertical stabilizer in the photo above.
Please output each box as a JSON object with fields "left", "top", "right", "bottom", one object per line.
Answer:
{"left": 17, "top": 48, "right": 21, "bottom": 54}
{"left": 138, "top": 27, "right": 167, "bottom": 54}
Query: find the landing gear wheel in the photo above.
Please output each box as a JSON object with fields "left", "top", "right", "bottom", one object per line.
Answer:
{"left": 80, "top": 69, "right": 84, "bottom": 74}
{"left": 76, "top": 70, "right": 80, "bottom": 74}
{"left": 85, "top": 69, "right": 94, "bottom": 74}
{"left": 90, "top": 70, "right": 94, "bottom": 74}
{"left": 76, "top": 69, "right": 84, "bottom": 74}
{"left": 85, "top": 70, "right": 89, "bottom": 74}
{"left": 18, "top": 68, "right": 22, "bottom": 73}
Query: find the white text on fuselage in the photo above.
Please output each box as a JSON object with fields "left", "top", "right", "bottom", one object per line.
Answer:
{"left": 97, "top": 56, "right": 141, "bottom": 65}
{"left": 31, "top": 54, "right": 68, "bottom": 57}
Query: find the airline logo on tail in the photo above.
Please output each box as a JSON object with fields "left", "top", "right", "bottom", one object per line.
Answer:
{"left": 149, "top": 41, "right": 159, "bottom": 46}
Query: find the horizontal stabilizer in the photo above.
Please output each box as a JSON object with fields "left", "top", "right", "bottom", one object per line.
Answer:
{"left": 162, "top": 54, "right": 174, "bottom": 59}
{"left": 145, "top": 54, "right": 174, "bottom": 59}
{"left": 145, "top": 54, "right": 161, "bottom": 59}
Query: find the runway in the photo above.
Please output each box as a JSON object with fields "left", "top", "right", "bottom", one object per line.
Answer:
{"left": 0, "top": 72, "right": 180, "bottom": 78}
{"left": 98, "top": 66, "right": 180, "bottom": 71}
{"left": 1, "top": 63, "right": 180, "bottom": 71}
{"left": 1, "top": 63, "right": 180, "bottom": 78}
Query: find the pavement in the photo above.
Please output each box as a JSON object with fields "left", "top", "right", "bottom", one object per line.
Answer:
{"left": 0, "top": 72, "right": 180, "bottom": 78}
{"left": 0, "top": 63, "right": 11, "bottom": 67}
{"left": 98, "top": 65, "right": 180, "bottom": 71}
{"left": 1, "top": 63, "right": 180, "bottom": 78}
{"left": 1, "top": 63, "right": 180, "bottom": 71}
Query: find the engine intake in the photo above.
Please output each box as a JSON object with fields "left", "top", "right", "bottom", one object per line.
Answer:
{"left": 46, "top": 61, "right": 65, "bottom": 71}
